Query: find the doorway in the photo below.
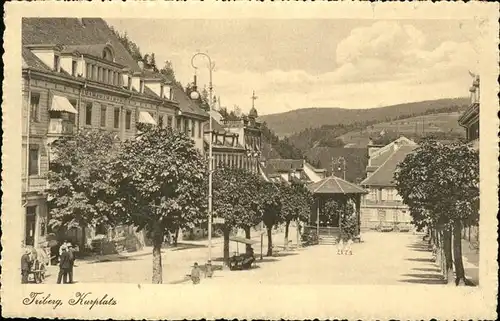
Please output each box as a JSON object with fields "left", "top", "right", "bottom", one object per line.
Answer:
{"left": 25, "top": 206, "right": 37, "bottom": 246}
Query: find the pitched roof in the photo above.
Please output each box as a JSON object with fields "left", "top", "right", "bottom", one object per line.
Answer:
{"left": 171, "top": 83, "right": 208, "bottom": 118}
{"left": 22, "top": 18, "right": 141, "bottom": 72}
{"left": 266, "top": 159, "right": 304, "bottom": 172}
{"left": 308, "top": 175, "right": 367, "bottom": 195}
{"left": 361, "top": 144, "right": 417, "bottom": 187}
{"left": 22, "top": 47, "right": 51, "bottom": 71}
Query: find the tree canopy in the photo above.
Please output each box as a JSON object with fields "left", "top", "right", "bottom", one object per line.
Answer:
{"left": 47, "top": 130, "right": 119, "bottom": 232}
{"left": 394, "top": 140, "right": 479, "bottom": 229}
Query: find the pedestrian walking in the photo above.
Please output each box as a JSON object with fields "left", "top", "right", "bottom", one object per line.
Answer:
{"left": 190, "top": 262, "right": 201, "bottom": 285}
{"left": 344, "top": 238, "right": 353, "bottom": 255}
{"left": 57, "top": 245, "right": 71, "bottom": 284}
{"left": 337, "top": 238, "right": 344, "bottom": 255}
{"left": 67, "top": 243, "right": 75, "bottom": 283}
{"left": 21, "top": 248, "right": 32, "bottom": 284}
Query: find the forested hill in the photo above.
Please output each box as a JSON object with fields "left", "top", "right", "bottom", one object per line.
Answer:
{"left": 259, "top": 98, "right": 470, "bottom": 138}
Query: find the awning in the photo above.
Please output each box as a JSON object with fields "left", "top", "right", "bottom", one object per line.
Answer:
{"left": 50, "top": 95, "right": 78, "bottom": 114}
{"left": 229, "top": 236, "right": 259, "bottom": 245}
{"left": 138, "top": 111, "right": 157, "bottom": 125}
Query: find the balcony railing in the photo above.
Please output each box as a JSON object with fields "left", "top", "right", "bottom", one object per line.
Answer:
{"left": 48, "top": 118, "right": 75, "bottom": 135}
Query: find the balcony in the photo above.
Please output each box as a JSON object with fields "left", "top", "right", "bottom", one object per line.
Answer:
{"left": 48, "top": 118, "right": 75, "bottom": 136}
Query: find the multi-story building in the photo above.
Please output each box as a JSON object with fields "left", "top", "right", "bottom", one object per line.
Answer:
{"left": 261, "top": 159, "right": 327, "bottom": 184}
{"left": 216, "top": 106, "right": 264, "bottom": 175}
{"left": 359, "top": 136, "right": 417, "bottom": 231}
{"left": 458, "top": 75, "right": 480, "bottom": 150}
{"left": 21, "top": 18, "right": 208, "bottom": 252}
{"left": 458, "top": 75, "right": 480, "bottom": 247}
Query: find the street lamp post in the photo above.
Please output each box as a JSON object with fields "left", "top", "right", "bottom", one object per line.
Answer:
{"left": 190, "top": 52, "right": 214, "bottom": 263}
{"left": 331, "top": 156, "right": 346, "bottom": 180}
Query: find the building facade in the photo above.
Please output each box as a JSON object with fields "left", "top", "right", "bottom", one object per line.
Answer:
{"left": 458, "top": 75, "right": 480, "bottom": 248}
{"left": 21, "top": 18, "right": 208, "bottom": 252}
{"left": 359, "top": 136, "right": 417, "bottom": 231}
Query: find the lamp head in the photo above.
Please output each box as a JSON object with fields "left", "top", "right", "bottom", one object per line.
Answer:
{"left": 190, "top": 90, "right": 200, "bottom": 100}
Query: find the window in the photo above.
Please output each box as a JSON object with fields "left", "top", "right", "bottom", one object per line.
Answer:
{"left": 103, "top": 68, "right": 108, "bottom": 83}
{"left": 167, "top": 116, "right": 173, "bottom": 128}
{"left": 93, "top": 65, "right": 98, "bottom": 81}
{"left": 370, "top": 189, "right": 377, "bottom": 201}
{"left": 30, "top": 92, "right": 40, "bottom": 122}
{"left": 387, "top": 189, "right": 394, "bottom": 201}
{"left": 100, "top": 106, "right": 107, "bottom": 127}
{"left": 85, "top": 103, "right": 92, "bottom": 126}
{"left": 125, "top": 110, "right": 132, "bottom": 130}
{"left": 54, "top": 55, "right": 61, "bottom": 72}
{"left": 198, "top": 120, "right": 202, "bottom": 138}
{"left": 68, "top": 100, "right": 77, "bottom": 124}
{"left": 72, "top": 61, "right": 77, "bottom": 76}
{"left": 191, "top": 120, "right": 196, "bottom": 137}
{"left": 28, "top": 146, "right": 39, "bottom": 176}
{"left": 177, "top": 117, "right": 182, "bottom": 131}
{"left": 86, "top": 63, "right": 92, "bottom": 78}
{"left": 114, "top": 107, "right": 120, "bottom": 129}
{"left": 158, "top": 114, "right": 164, "bottom": 127}
{"left": 98, "top": 67, "right": 102, "bottom": 82}
{"left": 184, "top": 119, "right": 190, "bottom": 134}
{"left": 127, "top": 76, "right": 132, "bottom": 90}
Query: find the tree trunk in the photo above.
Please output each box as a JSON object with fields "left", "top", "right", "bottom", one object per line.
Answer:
{"left": 296, "top": 221, "right": 301, "bottom": 248}
{"left": 223, "top": 226, "right": 230, "bottom": 268}
{"left": 173, "top": 227, "right": 179, "bottom": 246}
{"left": 284, "top": 221, "right": 290, "bottom": 250}
{"left": 244, "top": 226, "right": 252, "bottom": 255}
{"left": 266, "top": 226, "right": 273, "bottom": 256}
{"left": 453, "top": 220, "right": 467, "bottom": 286}
{"left": 152, "top": 225, "right": 164, "bottom": 284}
{"left": 442, "top": 227, "right": 454, "bottom": 285}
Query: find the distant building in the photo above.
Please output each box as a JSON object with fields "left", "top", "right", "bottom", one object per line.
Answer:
{"left": 21, "top": 18, "right": 208, "bottom": 252}
{"left": 261, "top": 159, "right": 327, "bottom": 184}
{"left": 458, "top": 75, "right": 479, "bottom": 150}
{"left": 359, "top": 136, "right": 417, "bottom": 231}
{"left": 305, "top": 146, "right": 369, "bottom": 183}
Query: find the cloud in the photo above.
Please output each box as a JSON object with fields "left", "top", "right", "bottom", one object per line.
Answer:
{"left": 162, "top": 21, "right": 479, "bottom": 115}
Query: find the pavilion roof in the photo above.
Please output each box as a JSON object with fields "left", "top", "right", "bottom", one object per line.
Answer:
{"left": 308, "top": 175, "right": 367, "bottom": 195}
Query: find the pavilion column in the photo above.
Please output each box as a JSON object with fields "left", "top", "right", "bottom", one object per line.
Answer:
{"left": 316, "top": 197, "right": 320, "bottom": 238}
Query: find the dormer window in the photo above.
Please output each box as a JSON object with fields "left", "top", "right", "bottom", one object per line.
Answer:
{"left": 103, "top": 47, "right": 114, "bottom": 62}
{"left": 54, "top": 55, "right": 61, "bottom": 72}
{"left": 71, "top": 60, "right": 77, "bottom": 76}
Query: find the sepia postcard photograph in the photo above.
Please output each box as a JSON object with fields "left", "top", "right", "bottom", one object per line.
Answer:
{"left": 1, "top": 1, "right": 499, "bottom": 319}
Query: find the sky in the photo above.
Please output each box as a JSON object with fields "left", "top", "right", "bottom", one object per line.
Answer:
{"left": 107, "top": 19, "right": 481, "bottom": 116}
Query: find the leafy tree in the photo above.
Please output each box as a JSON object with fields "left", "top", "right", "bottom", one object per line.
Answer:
{"left": 258, "top": 181, "right": 283, "bottom": 256}
{"left": 394, "top": 140, "right": 479, "bottom": 285}
{"left": 320, "top": 199, "right": 341, "bottom": 227}
{"left": 212, "top": 166, "right": 262, "bottom": 265}
{"left": 339, "top": 200, "right": 358, "bottom": 241}
{"left": 109, "top": 123, "right": 207, "bottom": 284}
{"left": 47, "top": 130, "right": 119, "bottom": 243}
{"left": 160, "top": 60, "right": 176, "bottom": 82}
{"left": 279, "top": 182, "right": 313, "bottom": 248}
